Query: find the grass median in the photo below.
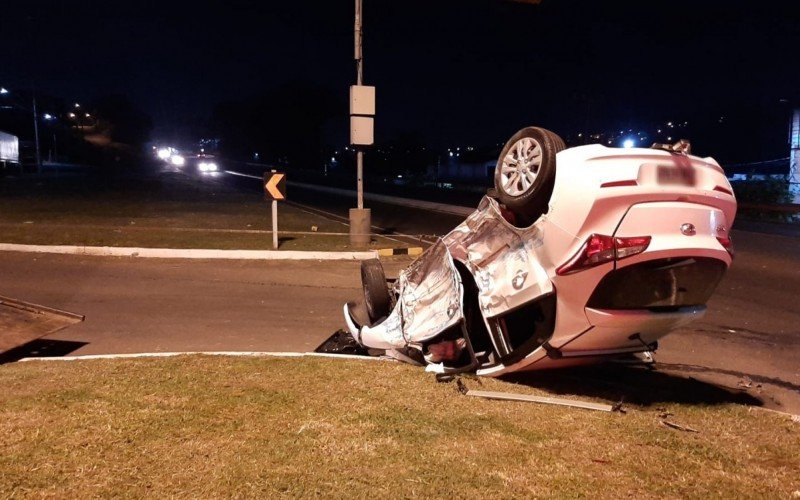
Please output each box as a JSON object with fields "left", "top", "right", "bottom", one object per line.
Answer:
{"left": 1, "top": 355, "right": 798, "bottom": 497}
{"left": 0, "top": 172, "right": 420, "bottom": 251}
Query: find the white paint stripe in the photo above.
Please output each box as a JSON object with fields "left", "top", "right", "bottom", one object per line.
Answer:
{"left": 224, "top": 170, "right": 262, "bottom": 180}
{"left": 290, "top": 181, "right": 475, "bottom": 217}
{"left": 223, "top": 170, "right": 474, "bottom": 217}
{"left": 0, "top": 222, "right": 353, "bottom": 237}
{"left": 0, "top": 243, "right": 377, "bottom": 261}
{"left": 286, "top": 200, "right": 409, "bottom": 246}
{"left": 18, "top": 351, "right": 388, "bottom": 363}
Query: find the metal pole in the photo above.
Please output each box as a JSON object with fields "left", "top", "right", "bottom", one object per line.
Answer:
{"left": 355, "top": 0, "right": 364, "bottom": 210}
{"left": 32, "top": 94, "right": 42, "bottom": 175}
{"left": 790, "top": 109, "right": 800, "bottom": 203}
{"left": 272, "top": 200, "right": 278, "bottom": 249}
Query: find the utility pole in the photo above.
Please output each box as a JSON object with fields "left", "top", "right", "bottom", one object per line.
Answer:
{"left": 790, "top": 108, "right": 800, "bottom": 203}
{"left": 348, "top": 0, "right": 373, "bottom": 247}
{"left": 31, "top": 93, "right": 42, "bottom": 175}
{"left": 355, "top": 0, "right": 364, "bottom": 210}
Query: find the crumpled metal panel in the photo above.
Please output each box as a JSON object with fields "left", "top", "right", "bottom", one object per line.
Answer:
{"left": 443, "top": 196, "right": 552, "bottom": 318}
{"left": 398, "top": 239, "right": 464, "bottom": 343}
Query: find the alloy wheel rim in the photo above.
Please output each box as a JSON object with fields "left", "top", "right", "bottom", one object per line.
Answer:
{"left": 499, "top": 137, "right": 542, "bottom": 196}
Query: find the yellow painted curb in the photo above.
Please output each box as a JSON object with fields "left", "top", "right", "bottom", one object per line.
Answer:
{"left": 377, "top": 247, "right": 423, "bottom": 257}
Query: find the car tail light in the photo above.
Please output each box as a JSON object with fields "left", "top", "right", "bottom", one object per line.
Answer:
{"left": 615, "top": 236, "right": 651, "bottom": 259}
{"left": 716, "top": 235, "right": 734, "bottom": 256}
{"left": 556, "top": 234, "right": 651, "bottom": 276}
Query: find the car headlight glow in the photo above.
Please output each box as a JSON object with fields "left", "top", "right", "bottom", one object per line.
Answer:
{"left": 199, "top": 162, "right": 218, "bottom": 172}
{"left": 170, "top": 155, "right": 185, "bottom": 166}
{"left": 157, "top": 148, "right": 171, "bottom": 160}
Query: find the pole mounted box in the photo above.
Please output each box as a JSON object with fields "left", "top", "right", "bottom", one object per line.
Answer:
{"left": 350, "top": 116, "right": 374, "bottom": 146}
{"left": 350, "top": 85, "right": 375, "bottom": 116}
{"left": 350, "top": 85, "right": 375, "bottom": 146}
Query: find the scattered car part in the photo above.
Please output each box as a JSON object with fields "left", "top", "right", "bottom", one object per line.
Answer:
{"left": 651, "top": 139, "right": 692, "bottom": 154}
{"left": 660, "top": 419, "right": 700, "bottom": 433}
{"left": 465, "top": 389, "right": 614, "bottom": 412}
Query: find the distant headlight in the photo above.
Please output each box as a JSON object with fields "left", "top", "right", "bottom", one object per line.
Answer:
{"left": 170, "top": 155, "right": 185, "bottom": 166}
{"left": 199, "top": 162, "right": 218, "bottom": 172}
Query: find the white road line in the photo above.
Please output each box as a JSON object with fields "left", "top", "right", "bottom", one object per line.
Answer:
{"left": 225, "top": 170, "right": 262, "bottom": 180}
{"left": 286, "top": 200, "right": 409, "bottom": 246}
{"left": 18, "top": 351, "right": 389, "bottom": 362}
{"left": 0, "top": 222, "right": 353, "bottom": 237}
{"left": 224, "top": 170, "right": 417, "bottom": 245}
{"left": 0, "top": 244, "right": 376, "bottom": 260}
{"left": 223, "top": 169, "right": 474, "bottom": 217}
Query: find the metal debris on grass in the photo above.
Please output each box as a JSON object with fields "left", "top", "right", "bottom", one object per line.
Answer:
{"left": 661, "top": 420, "right": 700, "bottom": 433}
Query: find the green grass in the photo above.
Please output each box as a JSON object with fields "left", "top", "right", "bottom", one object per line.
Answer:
{"left": 1, "top": 356, "right": 798, "bottom": 497}
{"left": 0, "top": 173, "right": 417, "bottom": 251}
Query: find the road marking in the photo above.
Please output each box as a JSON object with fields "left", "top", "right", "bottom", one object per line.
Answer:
{"left": 225, "top": 170, "right": 261, "bottom": 180}
{"left": 377, "top": 247, "right": 424, "bottom": 257}
{"left": 0, "top": 243, "right": 376, "bottom": 260}
{"left": 224, "top": 169, "right": 440, "bottom": 246}
{"left": 18, "top": 351, "right": 389, "bottom": 363}
{"left": 288, "top": 200, "right": 437, "bottom": 246}
{"left": 0, "top": 222, "right": 354, "bottom": 237}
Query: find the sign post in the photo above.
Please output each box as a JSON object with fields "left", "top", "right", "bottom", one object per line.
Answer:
{"left": 272, "top": 199, "right": 278, "bottom": 250}
{"left": 263, "top": 170, "right": 287, "bottom": 250}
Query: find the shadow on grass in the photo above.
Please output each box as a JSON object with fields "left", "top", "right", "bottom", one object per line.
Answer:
{"left": 501, "top": 363, "right": 764, "bottom": 407}
{"left": 0, "top": 339, "right": 88, "bottom": 364}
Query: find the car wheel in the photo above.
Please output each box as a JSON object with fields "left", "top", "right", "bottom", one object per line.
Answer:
{"left": 361, "top": 259, "right": 392, "bottom": 325}
{"left": 493, "top": 126, "right": 563, "bottom": 226}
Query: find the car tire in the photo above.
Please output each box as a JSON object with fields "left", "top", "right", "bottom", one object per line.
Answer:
{"left": 493, "top": 126, "right": 563, "bottom": 226}
{"left": 361, "top": 259, "right": 392, "bottom": 325}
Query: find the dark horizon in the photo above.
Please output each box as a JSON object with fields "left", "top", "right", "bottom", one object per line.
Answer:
{"left": 2, "top": 0, "right": 799, "bottom": 159}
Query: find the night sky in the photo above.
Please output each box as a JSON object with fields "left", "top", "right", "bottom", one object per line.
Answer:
{"left": 2, "top": 0, "right": 799, "bottom": 150}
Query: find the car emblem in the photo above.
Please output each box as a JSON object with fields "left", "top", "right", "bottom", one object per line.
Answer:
{"left": 680, "top": 223, "right": 696, "bottom": 236}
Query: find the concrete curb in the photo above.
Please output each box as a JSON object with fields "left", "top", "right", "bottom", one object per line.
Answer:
{"left": 377, "top": 247, "right": 424, "bottom": 257}
{"left": 18, "top": 351, "right": 387, "bottom": 363}
{"left": 0, "top": 243, "right": 377, "bottom": 261}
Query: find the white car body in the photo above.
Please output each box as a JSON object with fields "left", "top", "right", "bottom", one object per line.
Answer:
{"left": 344, "top": 144, "right": 737, "bottom": 376}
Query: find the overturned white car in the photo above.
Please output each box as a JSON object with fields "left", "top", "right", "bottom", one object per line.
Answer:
{"left": 343, "top": 127, "right": 737, "bottom": 376}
